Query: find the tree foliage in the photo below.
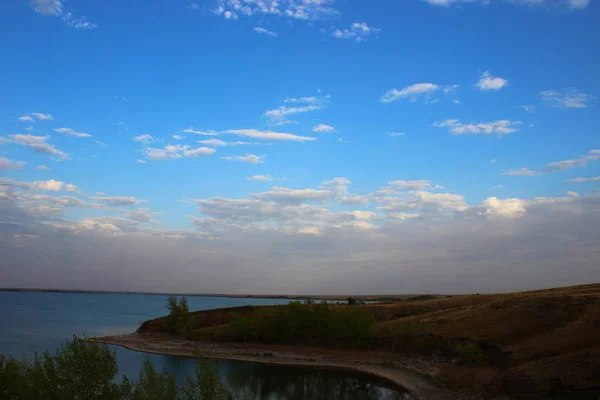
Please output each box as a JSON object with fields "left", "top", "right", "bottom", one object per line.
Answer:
{"left": 166, "top": 296, "right": 194, "bottom": 335}
{"left": 230, "top": 302, "right": 376, "bottom": 346}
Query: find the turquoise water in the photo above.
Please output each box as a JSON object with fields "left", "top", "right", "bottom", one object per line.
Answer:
{"left": 0, "top": 291, "right": 411, "bottom": 399}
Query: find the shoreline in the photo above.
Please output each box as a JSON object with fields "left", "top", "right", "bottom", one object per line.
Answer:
{"left": 90, "top": 333, "right": 452, "bottom": 400}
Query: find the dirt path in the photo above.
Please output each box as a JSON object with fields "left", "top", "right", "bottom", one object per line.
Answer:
{"left": 91, "top": 333, "right": 453, "bottom": 400}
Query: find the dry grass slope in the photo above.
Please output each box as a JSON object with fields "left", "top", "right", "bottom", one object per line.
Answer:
{"left": 138, "top": 283, "right": 600, "bottom": 399}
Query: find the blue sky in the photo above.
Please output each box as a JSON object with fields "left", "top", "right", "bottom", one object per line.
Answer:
{"left": 1, "top": 0, "right": 599, "bottom": 294}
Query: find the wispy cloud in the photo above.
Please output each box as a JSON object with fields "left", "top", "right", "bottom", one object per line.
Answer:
{"left": 434, "top": 119, "right": 522, "bottom": 135}
{"left": 543, "top": 150, "right": 600, "bottom": 172}
{"left": 223, "top": 129, "right": 316, "bottom": 142}
{"left": 30, "top": 0, "right": 96, "bottom": 29}
{"left": 247, "top": 175, "right": 274, "bottom": 181}
{"left": 422, "top": 0, "right": 590, "bottom": 9}
{"left": 476, "top": 71, "right": 508, "bottom": 91}
{"left": 198, "top": 139, "right": 252, "bottom": 146}
{"left": 142, "top": 145, "right": 216, "bottom": 161}
{"left": 221, "top": 154, "right": 264, "bottom": 164}
{"left": 18, "top": 112, "right": 54, "bottom": 122}
{"left": 264, "top": 95, "right": 329, "bottom": 125}
{"left": 540, "top": 89, "right": 595, "bottom": 108}
{"left": 10, "top": 134, "right": 70, "bottom": 160}
{"left": 388, "top": 132, "right": 406, "bottom": 137}
{"left": 183, "top": 128, "right": 219, "bottom": 136}
{"left": 331, "top": 22, "right": 381, "bottom": 43}
{"left": 213, "top": 0, "right": 339, "bottom": 21}
{"left": 502, "top": 168, "right": 542, "bottom": 176}
{"left": 518, "top": 105, "right": 536, "bottom": 112}
{"left": 54, "top": 127, "right": 93, "bottom": 138}
{"left": 254, "top": 27, "right": 278, "bottom": 37}
{"left": 566, "top": 176, "right": 600, "bottom": 183}
{"left": 380, "top": 83, "right": 439, "bottom": 103}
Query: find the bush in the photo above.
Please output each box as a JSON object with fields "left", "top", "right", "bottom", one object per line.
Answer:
{"left": 166, "top": 296, "right": 194, "bottom": 335}
{"left": 229, "top": 303, "right": 376, "bottom": 346}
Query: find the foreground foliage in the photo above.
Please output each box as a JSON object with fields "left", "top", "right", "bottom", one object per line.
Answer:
{"left": 0, "top": 336, "right": 246, "bottom": 400}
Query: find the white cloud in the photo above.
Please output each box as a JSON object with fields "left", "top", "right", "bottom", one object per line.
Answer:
{"left": 284, "top": 97, "right": 317, "bottom": 104}
{"left": 183, "top": 128, "right": 219, "bottom": 136}
{"left": 10, "top": 134, "right": 70, "bottom": 160}
{"left": 54, "top": 127, "right": 92, "bottom": 138}
{"left": 482, "top": 197, "right": 527, "bottom": 219}
{"left": 172, "top": 135, "right": 184, "bottom": 140}
{"left": 136, "top": 159, "right": 146, "bottom": 164}
{"left": 183, "top": 147, "right": 216, "bottom": 157}
{"left": 142, "top": 144, "right": 215, "bottom": 161}
{"left": 223, "top": 129, "right": 316, "bottom": 142}
{"left": 388, "top": 132, "right": 406, "bottom": 137}
{"left": 566, "top": 176, "right": 600, "bottom": 183}
{"left": 422, "top": 0, "right": 590, "bottom": 9}
{"left": 37, "top": 165, "right": 50, "bottom": 171}
{"left": 90, "top": 196, "right": 147, "bottom": 206}
{"left": 476, "top": 71, "right": 508, "bottom": 91}
{"left": 30, "top": 0, "right": 63, "bottom": 15}
{"left": 491, "top": 159, "right": 497, "bottom": 164}
{"left": 18, "top": 112, "right": 54, "bottom": 122}
{"left": 540, "top": 89, "right": 595, "bottom": 108}
{"left": 313, "top": 124, "right": 336, "bottom": 133}
{"left": 0, "top": 158, "right": 26, "bottom": 171}
{"left": 198, "top": 139, "right": 252, "bottom": 146}
{"left": 247, "top": 175, "right": 274, "bottom": 181}
{"left": 502, "top": 168, "right": 542, "bottom": 176}
{"left": 133, "top": 134, "right": 156, "bottom": 144}
{"left": 213, "top": 0, "right": 338, "bottom": 21}
{"left": 490, "top": 185, "right": 505, "bottom": 190}
{"left": 518, "top": 105, "right": 536, "bottom": 112}
{"left": 389, "top": 180, "right": 433, "bottom": 190}
{"left": 62, "top": 13, "right": 97, "bottom": 30}
{"left": 331, "top": 22, "right": 381, "bottom": 43}
{"left": 434, "top": 119, "right": 522, "bottom": 135}
{"left": 380, "top": 83, "right": 440, "bottom": 103}
{"left": 543, "top": 150, "right": 600, "bottom": 172}
{"left": 221, "top": 154, "right": 264, "bottom": 164}
{"left": 30, "top": 179, "right": 78, "bottom": 192}
{"left": 254, "top": 27, "right": 278, "bottom": 37}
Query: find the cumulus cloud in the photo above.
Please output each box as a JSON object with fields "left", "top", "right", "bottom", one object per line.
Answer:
{"left": 476, "top": 71, "right": 508, "bottom": 91}
{"left": 133, "top": 134, "right": 156, "bottom": 144}
{"left": 221, "top": 154, "right": 264, "bottom": 164}
{"left": 389, "top": 180, "right": 434, "bottom": 190}
{"left": 54, "top": 127, "right": 92, "bottom": 138}
{"left": 37, "top": 165, "right": 50, "bottom": 171}
{"left": 313, "top": 124, "right": 336, "bottom": 133}
{"left": 540, "top": 89, "right": 595, "bottom": 108}
{"left": 331, "top": 22, "right": 381, "bottom": 42}
{"left": 0, "top": 158, "right": 26, "bottom": 171}
{"left": 434, "top": 119, "right": 522, "bottom": 135}
{"left": 2, "top": 175, "right": 600, "bottom": 294}
{"left": 10, "top": 134, "right": 70, "bottom": 160}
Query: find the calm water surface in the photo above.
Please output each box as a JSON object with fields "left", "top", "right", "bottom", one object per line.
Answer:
{"left": 0, "top": 291, "right": 411, "bottom": 399}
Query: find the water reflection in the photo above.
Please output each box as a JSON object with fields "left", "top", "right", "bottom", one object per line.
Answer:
{"left": 222, "top": 361, "right": 413, "bottom": 400}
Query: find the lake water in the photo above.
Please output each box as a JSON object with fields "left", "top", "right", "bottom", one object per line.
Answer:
{"left": 0, "top": 291, "right": 411, "bottom": 399}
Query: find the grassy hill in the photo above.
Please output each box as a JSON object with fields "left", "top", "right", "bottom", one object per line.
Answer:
{"left": 138, "top": 283, "right": 600, "bottom": 399}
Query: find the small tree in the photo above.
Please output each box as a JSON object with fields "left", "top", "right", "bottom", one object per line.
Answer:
{"left": 166, "top": 296, "right": 194, "bottom": 335}
{"left": 346, "top": 296, "right": 357, "bottom": 306}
